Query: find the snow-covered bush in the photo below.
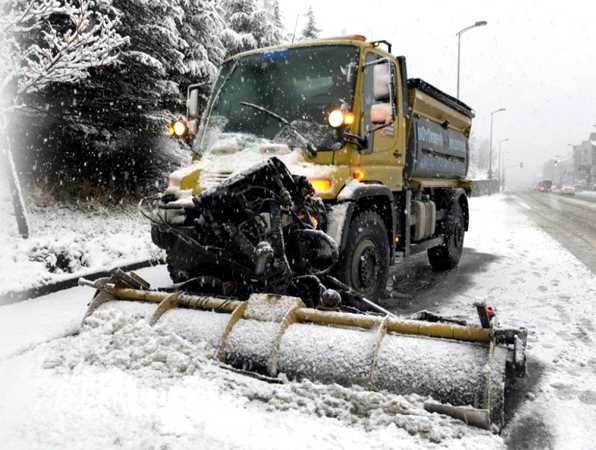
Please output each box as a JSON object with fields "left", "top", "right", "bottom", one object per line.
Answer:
{"left": 28, "top": 240, "right": 89, "bottom": 273}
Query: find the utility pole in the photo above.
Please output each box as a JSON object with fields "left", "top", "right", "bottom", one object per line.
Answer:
{"left": 488, "top": 107, "right": 506, "bottom": 179}
{"left": 498, "top": 138, "right": 509, "bottom": 190}
{"left": 456, "top": 21, "right": 487, "bottom": 99}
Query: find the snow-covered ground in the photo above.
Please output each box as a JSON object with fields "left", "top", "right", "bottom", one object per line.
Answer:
{"left": 1, "top": 194, "right": 596, "bottom": 449}
{"left": 0, "top": 179, "right": 161, "bottom": 296}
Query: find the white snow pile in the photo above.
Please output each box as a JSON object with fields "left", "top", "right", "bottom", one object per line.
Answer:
{"left": 44, "top": 308, "right": 208, "bottom": 379}
{"left": 253, "top": 379, "right": 476, "bottom": 442}
{"left": 39, "top": 307, "right": 503, "bottom": 448}
{"left": 0, "top": 191, "right": 162, "bottom": 294}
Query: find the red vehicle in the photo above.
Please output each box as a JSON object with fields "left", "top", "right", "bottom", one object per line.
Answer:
{"left": 536, "top": 180, "right": 553, "bottom": 192}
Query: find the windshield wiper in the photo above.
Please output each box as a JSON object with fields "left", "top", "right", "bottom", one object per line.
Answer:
{"left": 240, "top": 101, "right": 318, "bottom": 156}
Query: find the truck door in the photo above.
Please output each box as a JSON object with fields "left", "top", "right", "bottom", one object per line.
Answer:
{"left": 355, "top": 51, "right": 403, "bottom": 191}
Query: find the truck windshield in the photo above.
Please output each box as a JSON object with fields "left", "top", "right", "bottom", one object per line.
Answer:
{"left": 198, "top": 45, "right": 359, "bottom": 153}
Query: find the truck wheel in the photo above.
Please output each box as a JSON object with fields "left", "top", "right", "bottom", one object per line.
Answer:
{"left": 336, "top": 211, "right": 390, "bottom": 300}
{"left": 428, "top": 201, "right": 465, "bottom": 270}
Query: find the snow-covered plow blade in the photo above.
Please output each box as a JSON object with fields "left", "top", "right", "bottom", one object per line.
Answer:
{"left": 80, "top": 271, "right": 527, "bottom": 432}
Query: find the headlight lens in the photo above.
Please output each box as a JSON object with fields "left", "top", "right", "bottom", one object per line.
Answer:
{"left": 328, "top": 110, "right": 344, "bottom": 128}
{"left": 309, "top": 178, "right": 333, "bottom": 194}
{"left": 352, "top": 168, "right": 365, "bottom": 181}
{"left": 167, "top": 119, "right": 189, "bottom": 138}
{"left": 173, "top": 120, "right": 188, "bottom": 137}
{"left": 328, "top": 110, "right": 355, "bottom": 128}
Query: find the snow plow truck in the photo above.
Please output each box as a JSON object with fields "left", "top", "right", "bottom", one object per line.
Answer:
{"left": 80, "top": 36, "right": 527, "bottom": 431}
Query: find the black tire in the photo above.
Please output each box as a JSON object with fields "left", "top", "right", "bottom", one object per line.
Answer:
{"left": 335, "top": 210, "right": 390, "bottom": 300}
{"left": 428, "top": 200, "right": 465, "bottom": 270}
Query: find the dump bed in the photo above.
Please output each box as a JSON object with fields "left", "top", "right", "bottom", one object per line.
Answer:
{"left": 406, "top": 79, "right": 474, "bottom": 180}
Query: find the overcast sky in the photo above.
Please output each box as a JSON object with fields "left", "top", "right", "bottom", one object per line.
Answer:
{"left": 278, "top": 0, "right": 596, "bottom": 185}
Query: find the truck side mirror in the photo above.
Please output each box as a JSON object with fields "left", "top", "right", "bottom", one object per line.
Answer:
{"left": 187, "top": 87, "right": 200, "bottom": 119}
{"left": 187, "top": 81, "right": 212, "bottom": 119}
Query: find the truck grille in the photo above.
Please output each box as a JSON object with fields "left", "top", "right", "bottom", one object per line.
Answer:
{"left": 200, "top": 170, "right": 233, "bottom": 189}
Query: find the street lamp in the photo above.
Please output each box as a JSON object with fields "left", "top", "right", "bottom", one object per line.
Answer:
{"left": 498, "top": 138, "right": 509, "bottom": 189}
{"left": 456, "top": 20, "right": 487, "bottom": 99}
{"left": 488, "top": 107, "right": 506, "bottom": 179}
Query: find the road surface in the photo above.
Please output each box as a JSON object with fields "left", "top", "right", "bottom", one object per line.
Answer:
{"left": 513, "top": 192, "right": 596, "bottom": 273}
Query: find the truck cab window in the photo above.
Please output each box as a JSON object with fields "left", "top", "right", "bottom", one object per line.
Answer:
{"left": 371, "top": 63, "right": 393, "bottom": 124}
{"left": 362, "top": 54, "right": 397, "bottom": 151}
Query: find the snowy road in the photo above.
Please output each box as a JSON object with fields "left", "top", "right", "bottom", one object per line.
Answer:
{"left": 514, "top": 192, "right": 596, "bottom": 273}
{"left": 1, "top": 194, "right": 596, "bottom": 449}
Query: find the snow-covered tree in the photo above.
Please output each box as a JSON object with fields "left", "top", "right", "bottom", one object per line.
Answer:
{"left": 179, "top": 0, "right": 227, "bottom": 82}
{"left": 1, "top": 0, "right": 126, "bottom": 109}
{"left": 18, "top": 0, "right": 231, "bottom": 199}
{"left": 176, "top": 0, "right": 227, "bottom": 112}
{"left": 301, "top": 5, "right": 320, "bottom": 40}
{"left": 272, "top": 0, "right": 288, "bottom": 42}
{"left": 220, "top": 0, "right": 285, "bottom": 56}
{"left": 1, "top": 0, "right": 289, "bottom": 216}
{"left": 0, "top": 0, "right": 126, "bottom": 237}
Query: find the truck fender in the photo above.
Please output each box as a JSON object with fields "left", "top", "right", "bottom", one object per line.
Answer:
{"left": 330, "top": 182, "right": 396, "bottom": 263}
{"left": 452, "top": 188, "right": 469, "bottom": 231}
{"left": 337, "top": 181, "right": 394, "bottom": 204}
{"left": 325, "top": 202, "right": 356, "bottom": 257}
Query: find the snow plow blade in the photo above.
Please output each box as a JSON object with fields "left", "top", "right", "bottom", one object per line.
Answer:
{"left": 79, "top": 272, "right": 527, "bottom": 432}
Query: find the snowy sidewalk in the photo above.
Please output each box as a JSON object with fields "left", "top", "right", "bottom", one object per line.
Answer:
{"left": 0, "top": 182, "right": 162, "bottom": 295}
{"left": 0, "top": 265, "right": 170, "bottom": 361}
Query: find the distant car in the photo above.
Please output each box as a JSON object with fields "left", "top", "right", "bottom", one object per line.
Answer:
{"left": 551, "top": 185, "right": 561, "bottom": 194}
{"left": 536, "top": 180, "right": 552, "bottom": 192}
{"left": 560, "top": 185, "right": 576, "bottom": 195}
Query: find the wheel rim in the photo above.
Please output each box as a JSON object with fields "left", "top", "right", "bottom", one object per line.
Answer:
{"left": 351, "top": 239, "right": 381, "bottom": 295}
{"left": 450, "top": 217, "right": 465, "bottom": 254}
{"left": 453, "top": 223, "right": 464, "bottom": 248}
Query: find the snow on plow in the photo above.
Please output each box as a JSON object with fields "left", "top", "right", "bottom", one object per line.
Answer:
{"left": 79, "top": 271, "right": 527, "bottom": 432}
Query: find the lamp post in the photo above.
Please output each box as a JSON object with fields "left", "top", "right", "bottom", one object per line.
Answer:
{"left": 498, "top": 138, "right": 509, "bottom": 190}
{"left": 488, "top": 107, "right": 506, "bottom": 179}
{"left": 456, "top": 20, "right": 487, "bottom": 99}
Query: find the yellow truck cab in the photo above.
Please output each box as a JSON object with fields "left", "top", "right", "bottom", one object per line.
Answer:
{"left": 158, "top": 36, "right": 474, "bottom": 300}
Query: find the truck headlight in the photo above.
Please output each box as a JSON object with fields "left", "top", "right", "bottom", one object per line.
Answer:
{"left": 328, "top": 110, "right": 355, "bottom": 128}
{"left": 167, "top": 118, "right": 189, "bottom": 138}
{"left": 328, "top": 110, "right": 344, "bottom": 128}
{"left": 309, "top": 178, "right": 333, "bottom": 194}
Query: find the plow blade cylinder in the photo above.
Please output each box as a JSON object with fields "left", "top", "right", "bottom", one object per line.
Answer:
{"left": 86, "top": 292, "right": 508, "bottom": 430}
